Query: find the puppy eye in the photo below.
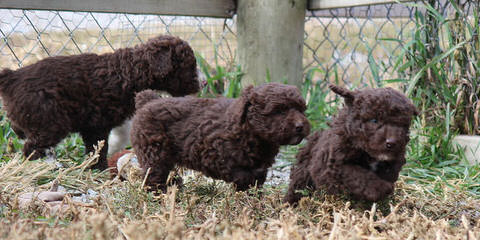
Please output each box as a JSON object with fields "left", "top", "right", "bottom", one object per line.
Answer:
{"left": 369, "top": 119, "right": 378, "bottom": 124}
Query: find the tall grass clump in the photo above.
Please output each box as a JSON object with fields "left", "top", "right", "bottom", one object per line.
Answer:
{"left": 196, "top": 48, "right": 243, "bottom": 99}
{"left": 405, "top": 0, "right": 480, "bottom": 136}
{"left": 380, "top": 0, "right": 479, "bottom": 164}
{"left": 370, "top": 0, "right": 480, "bottom": 194}
{"left": 301, "top": 67, "right": 341, "bottom": 131}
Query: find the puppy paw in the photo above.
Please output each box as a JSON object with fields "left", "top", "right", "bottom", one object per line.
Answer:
{"left": 232, "top": 168, "right": 267, "bottom": 191}
{"left": 363, "top": 180, "right": 394, "bottom": 202}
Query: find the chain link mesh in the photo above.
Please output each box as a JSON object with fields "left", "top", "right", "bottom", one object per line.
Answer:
{"left": 304, "top": 0, "right": 477, "bottom": 86}
{"left": 304, "top": 3, "right": 418, "bottom": 86}
{"left": 0, "top": 10, "right": 236, "bottom": 70}
{"left": 0, "top": 1, "right": 475, "bottom": 85}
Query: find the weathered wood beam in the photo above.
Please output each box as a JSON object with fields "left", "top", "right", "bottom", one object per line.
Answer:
{"left": 308, "top": 0, "right": 414, "bottom": 10}
{"left": 0, "top": 0, "right": 236, "bottom": 18}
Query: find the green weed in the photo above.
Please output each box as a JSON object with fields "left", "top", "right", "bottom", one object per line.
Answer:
{"left": 0, "top": 114, "right": 22, "bottom": 160}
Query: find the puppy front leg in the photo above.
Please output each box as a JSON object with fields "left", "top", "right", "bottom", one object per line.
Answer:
{"left": 231, "top": 167, "right": 267, "bottom": 191}
{"left": 374, "top": 159, "right": 405, "bottom": 183}
{"left": 284, "top": 163, "right": 313, "bottom": 204}
{"left": 136, "top": 143, "right": 175, "bottom": 192}
{"left": 340, "top": 164, "right": 394, "bottom": 201}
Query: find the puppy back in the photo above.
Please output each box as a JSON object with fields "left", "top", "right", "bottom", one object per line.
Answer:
{"left": 135, "top": 90, "right": 160, "bottom": 109}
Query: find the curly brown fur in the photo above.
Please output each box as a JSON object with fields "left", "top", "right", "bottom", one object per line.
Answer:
{"left": 285, "top": 84, "right": 418, "bottom": 204}
{"left": 0, "top": 35, "right": 199, "bottom": 170}
{"left": 131, "top": 83, "right": 310, "bottom": 191}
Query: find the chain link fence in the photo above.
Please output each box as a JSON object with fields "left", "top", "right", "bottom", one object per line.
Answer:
{"left": 0, "top": 9, "right": 236, "bottom": 70}
{"left": 0, "top": 1, "right": 476, "bottom": 85}
{"left": 304, "top": 0, "right": 478, "bottom": 86}
{"left": 304, "top": 3, "right": 417, "bottom": 86}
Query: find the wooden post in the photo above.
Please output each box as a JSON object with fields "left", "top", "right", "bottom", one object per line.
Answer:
{"left": 237, "top": 0, "right": 307, "bottom": 87}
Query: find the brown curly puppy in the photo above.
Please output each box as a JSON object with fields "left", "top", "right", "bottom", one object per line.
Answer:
{"left": 285, "top": 84, "right": 418, "bottom": 204}
{"left": 131, "top": 83, "right": 311, "bottom": 191}
{"left": 0, "top": 35, "right": 199, "bottom": 169}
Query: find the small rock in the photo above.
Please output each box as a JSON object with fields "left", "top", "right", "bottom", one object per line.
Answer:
{"left": 87, "top": 189, "right": 98, "bottom": 197}
{"left": 18, "top": 191, "right": 66, "bottom": 214}
{"left": 116, "top": 152, "right": 143, "bottom": 182}
{"left": 18, "top": 191, "right": 65, "bottom": 202}
{"left": 18, "top": 190, "right": 93, "bottom": 215}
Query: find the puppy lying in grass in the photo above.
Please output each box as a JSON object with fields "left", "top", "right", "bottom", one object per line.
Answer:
{"left": 285, "top": 84, "right": 418, "bottom": 204}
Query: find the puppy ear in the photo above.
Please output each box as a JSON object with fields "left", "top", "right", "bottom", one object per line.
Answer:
{"left": 144, "top": 36, "right": 176, "bottom": 79}
{"left": 329, "top": 84, "right": 355, "bottom": 105}
{"left": 148, "top": 48, "right": 174, "bottom": 79}
{"left": 227, "top": 85, "right": 254, "bottom": 125}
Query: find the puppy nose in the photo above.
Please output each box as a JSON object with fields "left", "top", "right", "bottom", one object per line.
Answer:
{"left": 386, "top": 138, "right": 396, "bottom": 149}
{"left": 295, "top": 122, "right": 304, "bottom": 133}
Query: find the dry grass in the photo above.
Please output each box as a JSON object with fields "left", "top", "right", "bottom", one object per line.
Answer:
{"left": 0, "top": 147, "right": 479, "bottom": 240}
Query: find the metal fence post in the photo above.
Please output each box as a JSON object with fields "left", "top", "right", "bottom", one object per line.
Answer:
{"left": 236, "top": 0, "right": 307, "bottom": 87}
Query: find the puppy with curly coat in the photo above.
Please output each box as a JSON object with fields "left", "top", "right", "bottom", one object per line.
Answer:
{"left": 0, "top": 35, "right": 199, "bottom": 169}
{"left": 285, "top": 84, "right": 418, "bottom": 204}
{"left": 131, "top": 83, "right": 311, "bottom": 191}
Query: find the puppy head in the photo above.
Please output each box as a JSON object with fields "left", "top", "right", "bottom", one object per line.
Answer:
{"left": 229, "top": 83, "right": 310, "bottom": 145}
{"left": 330, "top": 84, "right": 418, "bottom": 162}
{"left": 144, "top": 35, "right": 199, "bottom": 96}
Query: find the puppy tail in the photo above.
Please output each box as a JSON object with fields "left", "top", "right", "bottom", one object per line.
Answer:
{"left": 0, "top": 68, "right": 14, "bottom": 89}
{"left": 135, "top": 89, "right": 160, "bottom": 109}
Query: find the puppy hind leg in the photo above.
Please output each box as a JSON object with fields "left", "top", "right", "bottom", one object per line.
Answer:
{"left": 81, "top": 130, "right": 110, "bottom": 170}
{"left": 253, "top": 168, "right": 268, "bottom": 187}
{"left": 23, "top": 139, "right": 47, "bottom": 160}
{"left": 23, "top": 130, "right": 67, "bottom": 160}
{"left": 11, "top": 123, "right": 26, "bottom": 139}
